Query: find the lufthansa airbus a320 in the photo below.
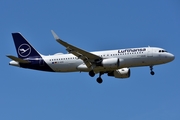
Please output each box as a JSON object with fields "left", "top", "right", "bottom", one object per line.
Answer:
{"left": 7, "top": 31, "right": 175, "bottom": 83}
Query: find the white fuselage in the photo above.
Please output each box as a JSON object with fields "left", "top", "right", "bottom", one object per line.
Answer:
{"left": 38, "top": 47, "right": 174, "bottom": 72}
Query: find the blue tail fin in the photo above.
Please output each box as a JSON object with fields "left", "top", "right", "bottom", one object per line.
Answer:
{"left": 12, "top": 33, "right": 41, "bottom": 59}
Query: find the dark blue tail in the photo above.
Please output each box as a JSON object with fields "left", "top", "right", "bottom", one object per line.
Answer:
{"left": 12, "top": 33, "right": 41, "bottom": 59}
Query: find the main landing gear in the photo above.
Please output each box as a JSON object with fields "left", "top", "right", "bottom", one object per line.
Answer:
{"left": 88, "top": 70, "right": 103, "bottom": 84}
{"left": 150, "top": 66, "right": 155, "bottom": 75}
{"left": 89, "top": 70, "right": 95, "bottom": 77}
{"left": 96, "top": 72, "right": 103, "bottom": 84}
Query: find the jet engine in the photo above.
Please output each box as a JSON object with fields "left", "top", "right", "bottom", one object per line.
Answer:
{"left": 108, "top": 68, "right": 130, "bottom": 78}
{"left": 101, "top": 58, "right": 119, "bottom": 68}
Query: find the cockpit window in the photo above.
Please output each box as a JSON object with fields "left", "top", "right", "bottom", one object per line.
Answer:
{"left": 159, "top": 50, "right": 168, "bottom": 52}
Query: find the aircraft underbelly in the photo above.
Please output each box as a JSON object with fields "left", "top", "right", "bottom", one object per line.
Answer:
{"left": 47, "top": 60, "right": 81, "bottom": 72}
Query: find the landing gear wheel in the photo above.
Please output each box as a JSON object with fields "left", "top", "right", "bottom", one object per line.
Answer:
{"left": 150, "top": 71, "right": 155, "bottom": 75}
{"left": 89, "top": 70, "right": 95, "bottom": 77}
{"left": 96, "top": 77, "right": 103, "bottom": 84}
{"left": 149, "top": 66, "right": 155, "bottom": 75}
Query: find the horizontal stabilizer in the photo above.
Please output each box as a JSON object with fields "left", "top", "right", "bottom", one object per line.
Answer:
{"left": 6, "top": 55, "right": 30, "bottom": 63}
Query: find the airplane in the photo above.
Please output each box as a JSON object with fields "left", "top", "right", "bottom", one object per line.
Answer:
{"left": 7, "top": 30, "right": 175, "bottom": 83}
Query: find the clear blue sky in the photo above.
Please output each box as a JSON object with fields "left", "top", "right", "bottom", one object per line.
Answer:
{"left": 1, "top": 0, "right": 180, "bottom": 120}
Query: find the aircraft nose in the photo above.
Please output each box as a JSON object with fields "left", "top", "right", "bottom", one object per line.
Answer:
{"left": 168, "top": 53, "right": 175, "bottom": 61}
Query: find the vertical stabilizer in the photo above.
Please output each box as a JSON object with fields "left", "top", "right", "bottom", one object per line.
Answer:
{"left": 12, "top": 33, "right": 41, "bottom": 59}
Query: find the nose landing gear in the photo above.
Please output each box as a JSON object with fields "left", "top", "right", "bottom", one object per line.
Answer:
{"left": 150, "top": 66, "right": 155, "bottom": 75}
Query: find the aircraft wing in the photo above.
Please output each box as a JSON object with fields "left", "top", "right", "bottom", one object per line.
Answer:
{"left": 51, "top": 30, "right": 102, "bottom": 68}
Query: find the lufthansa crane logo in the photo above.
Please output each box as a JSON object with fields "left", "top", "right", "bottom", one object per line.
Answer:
{"left": 18, "top": 44, "right": 31, "bottom": 57}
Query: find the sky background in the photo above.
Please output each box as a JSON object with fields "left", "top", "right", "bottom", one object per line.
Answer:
{"left": 0, "top": 0, "right": 180, "bottom": 120}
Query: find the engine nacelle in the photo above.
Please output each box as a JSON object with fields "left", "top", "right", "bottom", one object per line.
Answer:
{"left": 101, "top": 58, "right": 119, "bottom": 68}
{"left": 108, "top": 68, "right": 130, "bottom": 78}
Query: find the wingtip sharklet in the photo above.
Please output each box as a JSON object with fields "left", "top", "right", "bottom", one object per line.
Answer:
{"left": 51, "top": 30, "right": 60, "bottom": 40}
